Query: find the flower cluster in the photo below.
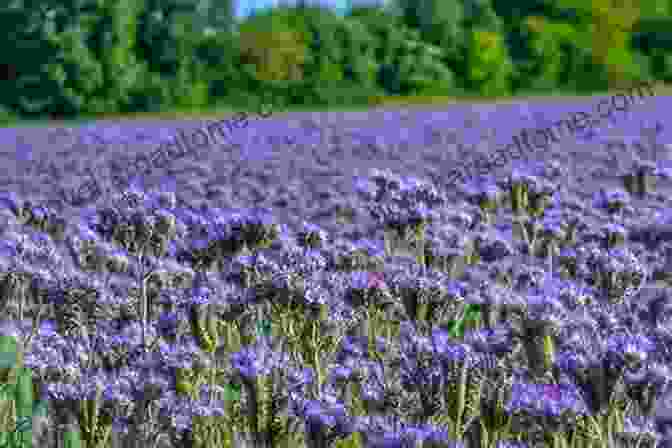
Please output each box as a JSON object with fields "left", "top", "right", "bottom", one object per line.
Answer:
{"left": 1, "top": 122, "right": 672, "bottom": 448}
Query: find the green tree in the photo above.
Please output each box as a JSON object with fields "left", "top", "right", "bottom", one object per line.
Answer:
{"left": 632, "top": 17, "right": 672, "bottom": 53}
{"left": 517, "top": 16, "right": 593, "bottom": 92}
{"left": 195, "top": 30, "right": 248, "bottom": 103}
{"left": 0, "top": 0, "right": 106, "bottom": 117}
{"left": 136, "top": 0, "right": 210, "bottom": 110}
{"left": 394, "top": 0, "right": 506, "bottom": 92}
{"left": 285, "top": 6, "right": 348, "bottom": 105}
{"left": 236, "top": 5, "right": 383, "bottom": 107}
{"left": 337, "top": 19, "right": 379, "bottom": 86}
{"left": 417, "top": 0, "right": 468, "bottom": 65}
{"left": 631, "top": 17, "right": 672, "bottom": 82}
{"left": 136, "top": 0, "right": 201, "bottom": 76}
{"left": 237, "top": 12, "right": 309, "bottom": 84}
{"left": 392, "top": 28, "right": 455, "bottom": 95}
{"left": 465, "top": 29, "right": 513, "bottom": 96}
{"left": 273, "top": 5, "right": 345, "bottom": 84}
{"left": 84, "top": 0, "right": 149, "bottom": 114}
{"left": 0, "top": 0, "right": 161, "bottom": 118}
{"left": 199, "top": 0, "right": 235, "bottom": 33}
{"left": 553, "top": 0, "right": 644, "bottom": 87}
{"left": 350, "top": 7, "right": 455, "bottom": 95}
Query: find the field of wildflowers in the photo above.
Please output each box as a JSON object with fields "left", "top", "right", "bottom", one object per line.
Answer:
{"left": 1, "top": 101, "right": 672, "bottom": 448}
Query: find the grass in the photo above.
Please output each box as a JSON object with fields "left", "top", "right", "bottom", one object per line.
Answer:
{"left": 0, "top": 102, "right": 379, "bottom": 130}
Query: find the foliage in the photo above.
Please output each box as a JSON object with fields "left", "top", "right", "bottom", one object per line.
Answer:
{"left": 0, "top": 0, "right": 103, "bottom": 118}
{"left": 82, "top": 0, "right": 150, "bottom": 114}
{"left": 303, "top": 81, "right": 383, "bottom": 107}
{"left": 200, "top": 0, "right": 235, "bottom": 33}
{"left": 0, "top": 106, "right": 19, "bottom": 126}
{"left": 515, "top": 16, "right": 601, "bottom": 93}
{"left": 0, "top": 0, "right": 670, "bottom": 117}
{"left": 465, "top": 29, "right": 514, "bottom": 97}
{"left": 122, "top": 67, "right": 173, "bottom": 113}
{"left": 237, "top": 10, "right": 310, "bottom": 84}
{"left": 553, "top": 0, "right": 644, "bottom": 87}
{"left": 135, "top": 0, "right": 201, "bottom": 77}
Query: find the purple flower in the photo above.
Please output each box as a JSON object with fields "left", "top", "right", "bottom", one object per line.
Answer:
{"left": 542, "top": 383, "right": 561, "bottom": 401}
{"left": 158, "top": 311, "right": 179, "bottom": 338}
{"left": 45, "top": 382, "right": 81, "bottom": 401}
{"left": 185, "top": 290, "right": 211, "bottom": 307}
{"left": 158, "top": 340, "right": 199, "bottom": 370}
{"left": 367, "top": 272, "right": 386, "bottom": 289}
{"left": 607, "top": 333, "right": 656, "bottom": 366}
{"left": 495, "top": 442, "right": 532, "bottom": 448}
{"left": 340, "top": 336, "right": 365, "bottom": 359}
{"left": 330, "top": 365, "right": 353, "bottom": 383}
{"left": 348, "top": 270, "right": 371, "bottom": 291}
{"left": 230, "top": 344, "right": 286, "bottom": 379}
{"left": 0, "top": 320, "right": 20, "bottom": 338}
{"left": 430, "top": 328, "right": 452, "bottom": 353}
{"left": 592, "top": 188, "right": 629, "bottom": 212}
{"left": 411, "top": 425, "right": 457, "bottom": 447}
{"left": 287, "top": 367, "right": 315, "bottom": 394}
{"left": 355, "top": 178, "right": 381, "bottom": 200}
{"left": 0, "top": 191, "right": 20, "bottom": 215}
{"left": 38, "top": 319, "right": 58, "bottom": 338}
{"left": 505, "top": 382, "right": 588, "bottom": 418}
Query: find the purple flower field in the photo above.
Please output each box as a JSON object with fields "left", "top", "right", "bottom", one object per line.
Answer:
{"left": 1, "top": 95, "right": 672, "bottom": 448}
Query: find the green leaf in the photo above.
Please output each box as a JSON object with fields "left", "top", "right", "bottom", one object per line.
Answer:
{"left": 0, "top": 337, "right": 17, "bottom": 370}
{"left": 256, "top": 320, "right": 272, "bottom": 337}
{"left": 447, "top": 319, "right": 466, "bottom": 338}
{"left": 32, "top": 400, "right": 48, "bottom": 418}
{"left": 15, "top": 368, "right": 33, "bottom": 428}
{"left": 14, "top": 416, "right": 31, "bottom": 433}
{"left": 465, "top": 304, "right": 482, "bottom": 313}
{"left": 0, "top": 431, "right": 10, "bottom": 448}
{"left": 224, "top": 384, "right": 241, "bottom": 401}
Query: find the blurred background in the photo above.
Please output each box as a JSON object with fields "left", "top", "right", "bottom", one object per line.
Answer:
{"left": 0, "top": 0, "right": 671, "bottom": 124}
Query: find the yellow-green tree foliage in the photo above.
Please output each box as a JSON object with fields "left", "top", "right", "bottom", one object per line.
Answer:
{"left": 466, "top": 29, "right": 513, "bottom": 97}
{"left": 238, "top": 13, "right": 309, "bottom": 83}
{"left": 554, "top": 0, "right": 642, "bottom": 86}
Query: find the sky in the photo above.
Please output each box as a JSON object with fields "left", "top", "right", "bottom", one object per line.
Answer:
{"left": 234, "top": 0, "right": 387, "bottom": 18}
{"left": 235, "top": 0, "right": 346, "bottom": 17}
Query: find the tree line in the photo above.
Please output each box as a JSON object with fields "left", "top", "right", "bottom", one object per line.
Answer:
{"left": 1, "top": 0, "right": 671, "bottom": 121}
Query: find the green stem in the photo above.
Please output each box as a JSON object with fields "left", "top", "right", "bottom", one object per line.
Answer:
{"left": 448, "top": 318, "right": 466, "bottom": 339}
{"left": 13, "top": 367, "right": 32, "bottom": 448}
{"left": 449, "top": 307, "right": 481, "bottom": 339}
{"left": 62, "top": 425, "right": 83, "bottom": 448}
{"left": 416, "top": 303, "right": 429, "bottom": 323}
{"left": 312, "top": 322, "right": 323, "bottom": 387}
{"left": 367, "top": 306, "right": 377, "bottom": 361}
{"left": 0, "top": 335, "right": 40, "bottom": 448}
